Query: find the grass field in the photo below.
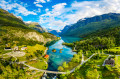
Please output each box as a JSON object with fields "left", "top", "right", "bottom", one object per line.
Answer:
{"left": 90, "top": 54, "right": 108, "bottom": 66}
{"left": 105, "top": 47, "right": 120, "bottom": 54}
{"left": 26, "top": 59, "right": 48, "bottom": 69}
{"left": 67, "top": 54, "right": 119, "bottom": 79}
{"left": 118, "top": 56, "right": 120, "bottom": 65}
{"left": 27, "top": 44, "right": 46, "bottom": 54}
{"left": 109, "top": 47, "right": 120, "bottom": 51}
{"left": 115, "top": 56, "right": 120, "bottom": 67}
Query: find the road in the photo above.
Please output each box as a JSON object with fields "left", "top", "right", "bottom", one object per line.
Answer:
{"left": 21, "top": 53, "right": 119, "bottom": 74}
{"left": 3, "top": 51, "right": 118, "bottom": 74}
{"left": 20, "top": 53, "right": 95, "bottom": 74}
{"left": 102, "top": 53, "right": 120, "bottom": 66}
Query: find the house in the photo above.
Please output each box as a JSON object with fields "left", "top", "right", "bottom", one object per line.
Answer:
{"left": 105, "top": 58, "right": 115, "bottom": 66}
{"left": 13, "top": 46, "right": 19, "bottom": 52}
{"left": 44, "top": 55, "right": 49, "bottom": 58}
{"left": 4, "top": 47, "right": 12, "bottom": 50}
{"left": 21, "top": 47, "right": 27, "bottom": 50}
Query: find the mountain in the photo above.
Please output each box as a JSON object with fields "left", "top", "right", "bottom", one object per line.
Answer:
{"left": 60, "top": 25, "right": 72, "bottom": 35}
{"left": 0, "top": 8, "right": 58, "bottom": 45}
{"left": 60, "top": 13, "right": 120, "bottom": 37}
{"left": 25, "top": 22, "right": 46, "bottom": 33}
{"left": 47, "top": 28, "right": 61, "bottom": 36}
{"left": 86, "top": 25, "right": 120, "bottom": 46}
{"left": 0, "top": 8, "right": 27, "bottom": 29}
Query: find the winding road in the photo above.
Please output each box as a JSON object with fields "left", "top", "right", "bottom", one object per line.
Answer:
{"left": 2, "top": 50, "right": 118, "bottom": 74}
{"left": 20, "top": 53, "right": 95, "bottom": 74}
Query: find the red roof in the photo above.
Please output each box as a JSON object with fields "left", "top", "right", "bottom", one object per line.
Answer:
{"left": 44, "top": 55, "right": 49, "bottom": 58}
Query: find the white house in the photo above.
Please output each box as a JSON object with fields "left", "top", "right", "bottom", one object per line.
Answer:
{"left": 21, "top": 47, "right": 27, "bottom": 50}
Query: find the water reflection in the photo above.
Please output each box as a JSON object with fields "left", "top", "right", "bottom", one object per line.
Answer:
{"left": 47, "top": 37, "right": 81, "bottom": 71}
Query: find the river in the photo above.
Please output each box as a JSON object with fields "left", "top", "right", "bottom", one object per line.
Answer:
{"left": 46, "top": 37, "right": 81, "bottom": 71}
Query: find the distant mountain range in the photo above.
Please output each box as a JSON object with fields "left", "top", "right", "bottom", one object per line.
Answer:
{"left": 60, "top": 13, "right": 120, "bottom": 37}
{"left": 46, "top": 28, "right": 61, "bottom": 36}
{"left": 25, "top": 22, "right": 61, "bottom": 36}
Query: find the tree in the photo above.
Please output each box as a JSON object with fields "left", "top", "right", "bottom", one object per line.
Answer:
{"left": 62, "top": 62, "right": 68, "bottom": 68}
{"left": 86, "top": 51, "right": 88, "bottom": 57}
{"left": 78, "top": 51, "right": 82, "bottom": 56}
{"left": 102, "top": 49, "right": 104, "bottom": 55}
{"left": 58, "top": 66, "right": 64, "bottom": 71}
{"left": 98, "top": 49, "right": 101, "bottom": 57}
{"left": 86, "top": 69, "right": 99, "bottom": 79}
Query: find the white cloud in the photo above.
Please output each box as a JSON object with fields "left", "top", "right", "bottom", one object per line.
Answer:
{"left": 39, "top": 3, "right": 67, "bottom": 30}
{"left": 16, "top": 16, "right": 23, "bottom": 20}
{"left": 47, "top": 0, "right": 50, "bottom": 2}
{"left": 34, "top": 0, "right": 46, "bottom": 4}
{"left": 45, "top": 8, "right": 49, "bottom": 12}
{"left": 39, "top": 0, "right": 120, "bottom": 30}
{"left": 25, "top": 21, "right": 32, "bottom": 23}
{"left": 48, "top": 20, "right": 67, "bottom": 27}
{"left": 37, "top": 8, "right": 41, "bottom": 12}
{"left": 34, "top": 0, "right": 51, "bottom": 5}
{"left": 0, "top": 0, "right": 37, "bottom": 16}
{"left": 36, "top": 4, "right": 43, "bottom": 7}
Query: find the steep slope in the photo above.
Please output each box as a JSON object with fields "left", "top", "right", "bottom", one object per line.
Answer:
{"left": 60, "top": 13, "right": 120, "bottom": 37}
{"left": 0, "top": 8, "right": 58, "bottom": 45}
{"left": 25, "top": 22, "right": 46, "bottom": 33}
{"left": 0, "top": 8, "right": 27, "bottom": 29}
{"left": 85, "top": 26, "right": 120, "bottom": 46}
{"left": 60, "top": 25, "right": 72, "bottom": 35}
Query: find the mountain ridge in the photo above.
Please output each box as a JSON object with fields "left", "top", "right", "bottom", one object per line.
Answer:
{"left": 60, "top": 13, "right": 120, "bottom": 37}
{"left": 0, "top": 8, "right": 58, "bottom": 45}
{"left": 25, "top": 22, "right": 46, "bottom": 33}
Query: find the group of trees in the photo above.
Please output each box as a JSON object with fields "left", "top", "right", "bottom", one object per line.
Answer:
{"left": 26, "top": 50, "right": 44, "bottom": 60}
{"left": 34, "top": 50, "right": 44, "bottom": 57}
{"left": 75, "top": 37, "right": 115, "bottom": 51}
{"left": 0, "top": 57, "right": 26, "bottom": 78}
{"left": 58, "top": 60, "right": 120, "bottom": 79}
{"left": 105, "top": 48, "right": 120, "bottom": 54}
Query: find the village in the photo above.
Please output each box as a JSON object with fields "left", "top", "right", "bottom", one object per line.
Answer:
{"left": 0, "top": 41, "right": 120, "bottom": 79}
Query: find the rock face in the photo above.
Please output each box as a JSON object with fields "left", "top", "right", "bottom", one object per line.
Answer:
{"left": 60, "top": 13, "right": 120, "bottom": 37}
{"left": 0, "top": 8, "right": 58, "bottom": 44}
{"left": 6, "top": 28, "right": 57, "bottom": 44}
{"left": 25, "top": 22, "right": 45, "bottom": 33}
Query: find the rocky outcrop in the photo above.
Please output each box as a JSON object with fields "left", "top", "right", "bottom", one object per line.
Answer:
{"left": 25, "top": 22, "right": 45, "bottom": 33}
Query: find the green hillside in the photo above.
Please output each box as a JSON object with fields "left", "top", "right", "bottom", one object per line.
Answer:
{"left": 0, "top": 8, "right": 28, "bottom": 29}
{"left": 59, "top": 17, "right": 120, "bottom": 79}
{"left": 61, "top": 13, "right": 120, "bottom": 37}
{"left": 0, "top": 8, "right": 58, "bottom": 46}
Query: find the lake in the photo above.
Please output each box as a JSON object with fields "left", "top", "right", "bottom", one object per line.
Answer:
{"left": 47, "top": 37, "right": 81, "bottom": 71}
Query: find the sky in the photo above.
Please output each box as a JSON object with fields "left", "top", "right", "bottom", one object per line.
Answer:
{"left": 0, "top": 0, "right": 120, "bottom": 31}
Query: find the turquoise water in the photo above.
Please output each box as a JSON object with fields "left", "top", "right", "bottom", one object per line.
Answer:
{"left": 47, "top": 37, "right": 81, "bottom": 71}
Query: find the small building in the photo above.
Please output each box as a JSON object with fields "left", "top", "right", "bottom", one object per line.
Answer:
{"left": 44, "top": 55, "right": 49, "bottom": 58}
{"left": 105, "top": 58, "right": 115, "bottom": 66}
{"left": 21, "top": 47, "right": 27, "bottom": 50}
{"left": 13, "top": 46, "right": 19, "bottom": 50}
{"left": 4, "top": 47, "right": 12, "bottom": 50}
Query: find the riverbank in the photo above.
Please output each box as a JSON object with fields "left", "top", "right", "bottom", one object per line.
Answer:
{"left": 46, "top": 37, "right": 80, "bottom": 71}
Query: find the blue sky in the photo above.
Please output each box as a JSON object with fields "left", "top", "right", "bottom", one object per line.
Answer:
{"left": 0, "top": 0, "right": 120, "bottom": 31}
